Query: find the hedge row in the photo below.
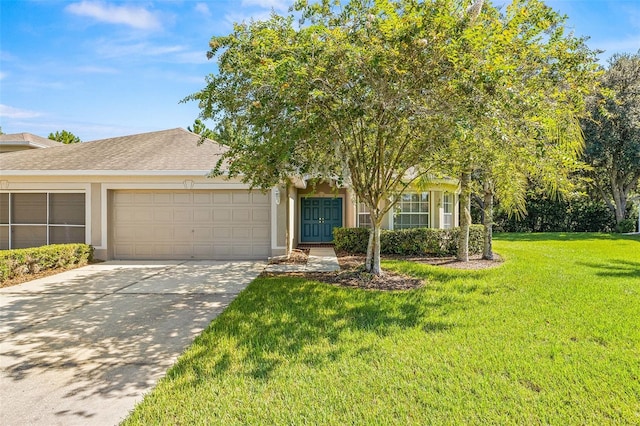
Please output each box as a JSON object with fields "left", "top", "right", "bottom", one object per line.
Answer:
{"left": 333, "top": 225, "right": 484, "bottom": 256}
{"left": 0, "top": 244, "right": 93, "bottom": 283}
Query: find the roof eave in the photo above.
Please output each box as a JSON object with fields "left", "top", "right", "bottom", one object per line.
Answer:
{"left": 0, "top": 170, "right": 218, "bottom": 176}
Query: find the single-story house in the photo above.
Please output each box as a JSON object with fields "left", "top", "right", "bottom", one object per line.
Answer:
{"left": 0, "top": 128, "right": 459, "bottom": 260}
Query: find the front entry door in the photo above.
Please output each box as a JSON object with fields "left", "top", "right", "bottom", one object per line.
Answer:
{"left": 301, "top": 197, "right": 343, "bottom": 243}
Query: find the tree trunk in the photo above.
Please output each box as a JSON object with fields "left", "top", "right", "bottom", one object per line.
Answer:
{"left": 611, "top": 174, "right": 627, "bottom": 223}
{"left": 370, "top": 225, "right": 383, "bottom": 275}
{"left": 365, "top": 227, "right": 374, "bottom": 272}
{"left": 482, "top": 180, "right": 493, "bottom": 260}
{"left": 457, "top": 170, "right": 472, "bottom": 262}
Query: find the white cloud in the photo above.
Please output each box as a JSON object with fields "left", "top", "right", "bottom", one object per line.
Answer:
{"left": 66, "top": 1, "right": 162, "bottom": 30}
{"left": 0, "top": 104, "right": 43, "bottom": 119}
{"left": 195, "top": 3, "right": 211, "bottom": 17}
{"left": 241, "top": 0, "right": 291, "bottom": 11}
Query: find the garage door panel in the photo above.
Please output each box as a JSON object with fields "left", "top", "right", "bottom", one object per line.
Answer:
{"left": 253, "top": 227, "right": 269, "bottom": 239}
{"left": 134, "top": 193, "right": 153, "bottom": 203}
{"left": 213, "top": 209, "right": 231, "bottom": 222}
{"left": 173, "top": 209, "right": 192, "bottom": 222}
{"left": 113, "top": 244, "right": 134, "bottom": 258}
{"left": 194, "top": 228, "right": 213, "bottom": 241}
{"left": 114, "top": 226, "right": 137, "bottom": 241}
{"left": 232, "top": 192, "right": 250, "bottom": 203}
{"left": 253, "top": 245, "right": 270, "bottom": 257}
{"left": 153, "top": 193, "right": 172, "bottom": 203}
{"left": 213, "top": 193, "right": 231, "bottom": 203}
{"left": 154, "top": 209, "right": 173, "bottom": 222}
{"left": 252, "top": 209, "right": 269, "bottom": 221}
{"left": 193, "top": 244, "right": 213, "bottom": 257}
{"left": 193, "top": 209, "right": 211, "bottom": 222}
{"left": 233, "top": 227, "right": 251, "bottom": 239}
{"left": 153, "top": 227, "right": 173, "bottom": 240}
{"left": 232, "top": 210, "right": 250, "bottom": 222}
{"left": 173, "top": 193, "right": 192, "bottom": 204}
{"left": 194, "top": 193, "right": 212, "bottom": 204}
{"left": 112, "top": 190, "right": 270, "bottom": 260}
{"left": 252, "top": 192, "right": 269, "bottom": 204}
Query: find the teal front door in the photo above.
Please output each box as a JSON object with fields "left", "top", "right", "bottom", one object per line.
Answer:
{"left": 301, "top": 198, "right": 343, "bottom": 243}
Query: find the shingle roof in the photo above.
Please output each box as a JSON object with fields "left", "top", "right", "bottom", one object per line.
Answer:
{"left": 0, "top": 128, "right": 227, "bottom": 173}
{"left": 0, "top": 133, "right": 64, "bottom": 149}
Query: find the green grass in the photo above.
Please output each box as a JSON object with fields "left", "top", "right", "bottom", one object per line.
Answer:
{"left": 124, "top": 233, "right": 640, "bottom": 425}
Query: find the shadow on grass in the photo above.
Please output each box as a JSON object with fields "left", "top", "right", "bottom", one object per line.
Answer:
{"left": 575, "top": 259, "right": 640, "bottom": 279}
{"left": 494, "top": 232, "right": 639, "bottom": 243}
{"left": 170, "top": 276, "right": 460, "bottom": 382}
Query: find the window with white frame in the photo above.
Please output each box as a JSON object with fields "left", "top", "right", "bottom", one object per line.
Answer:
{"left": 443, "top": 192, "right": 453, "bottom": 229}
{"left": 393, "top": 192, "right": 430, "bottom": 229}
{"left": 357, "top": 202, "right": 372, "bottom": 228}
{"left": 0, "top": 192, "right": 85, "bottom": 250}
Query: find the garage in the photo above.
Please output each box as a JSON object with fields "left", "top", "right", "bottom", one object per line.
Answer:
{"left": 111, "top": 190, "right": 270, "bottom": 260}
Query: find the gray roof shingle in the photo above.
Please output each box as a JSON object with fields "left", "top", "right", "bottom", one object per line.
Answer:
{"left": 0, "top": 128, "right": 227, "bottom": 172}
{"left": 0, "top": 133, "right": 64, "bottom": 149}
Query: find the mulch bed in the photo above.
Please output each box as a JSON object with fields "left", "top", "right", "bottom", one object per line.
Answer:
{"left": 267, "top": 251, "right": 503, "bottom": 291}
{"left": 268, "top": 248, "right": 310, "bottom": 265}
{"left": 0, "top": 261, "right": 101, "bottom": 289}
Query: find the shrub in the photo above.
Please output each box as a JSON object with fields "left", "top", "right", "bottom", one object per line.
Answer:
{"left": 333, "top": 227, "right": 370, "bottom": 253}
{"left": 333, "top": 225, "right": 484, "bottom": 256}
{"left": 0, "top": 244, "right": 93, "bottom": 283}
{"left": 493, "top": 192, "right": 616, "bottom": 233}
{"left": 616, "top": 218, "right": 637, "bottom": 233}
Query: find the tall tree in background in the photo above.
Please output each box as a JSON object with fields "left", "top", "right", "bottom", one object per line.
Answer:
{"left": 582, "top": 51, "right": 640, "bottom": 225}
{"left": 187, "top": 119, "right": 215, "bottom": 139}
{"left": 48, "top": 130, "right": 81, "bottom": 144}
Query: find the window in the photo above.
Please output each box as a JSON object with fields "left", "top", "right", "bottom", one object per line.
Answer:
{"left": 443, "top": 192, "right": 453, "bottom": 229}
{"left": 393, "top": 192, "right": 430, "bottom": 229}
{"left": 357, "top": 202, "right": 372, "bottom": 228}
{"left": 0, "top": 192, "right": 86, "bottom": 249}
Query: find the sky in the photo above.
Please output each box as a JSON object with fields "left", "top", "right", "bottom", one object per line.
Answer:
{"left": 1, "top": 0, "right": 639, "bottom": 142}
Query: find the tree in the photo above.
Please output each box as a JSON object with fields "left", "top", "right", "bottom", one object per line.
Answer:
{"left": 48, "top": 130, "right": 81, "bottom": 144}
{"left": 582, "top": 51, "right": 640, "bottom": 225}
{"left": 185, "top": 0, "right": 467, "bottom": 275}
{"left": 187, "top": 119, "right": 215, "bottom": 139}
{"left": 435, "top": 0, "right": 596, "bottom": 260}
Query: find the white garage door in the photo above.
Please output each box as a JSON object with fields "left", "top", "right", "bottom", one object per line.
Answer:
{"left": 112, "top": 190, "right": 270, "bottom": 260}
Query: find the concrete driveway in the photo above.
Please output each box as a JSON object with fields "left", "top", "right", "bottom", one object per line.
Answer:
{"left": 0, "top": 260, "right": 264, "bottom": 426}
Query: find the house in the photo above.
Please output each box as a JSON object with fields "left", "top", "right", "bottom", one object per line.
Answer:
{"left": 0, "top": 133, "right": 64, "bottom": 153}
{"left": 0, "top": 128, "right": 459, "bottom": 260}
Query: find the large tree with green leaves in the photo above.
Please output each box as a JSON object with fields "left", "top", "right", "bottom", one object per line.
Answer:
{"left": 582, "top": 51, "right": 640, "bottom": 225}
{"left": 48, "top": 130, "right": 81, "bottom": 144}
{"left": 185, "top": 0, "right": 469, "bottom": 275}
{"left": 435, "top": 0, "right": 597, "bottom": 260}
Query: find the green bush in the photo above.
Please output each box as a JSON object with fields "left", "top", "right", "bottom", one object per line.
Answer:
{"left": 333, "top": 225, "right": 484, "bottom": 256}
{"left": 0, "top": 244, "right": 93, "bottom": 283}
{"left": 616, "top": 218, "right": 637, "bottom": 233}
{"left": 493, "top": 192, "right": 616, "bottom": 233}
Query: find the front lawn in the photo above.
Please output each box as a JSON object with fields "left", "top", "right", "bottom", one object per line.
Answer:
{"left": 124, "top": 233, "right": 640, "bottom": 425}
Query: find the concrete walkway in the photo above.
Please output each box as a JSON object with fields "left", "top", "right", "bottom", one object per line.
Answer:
{"left": 0, "top": 260, "right": 264, "bottom": 426}
{"left": 265, "top": 247, "right": 341, "bottom": 273}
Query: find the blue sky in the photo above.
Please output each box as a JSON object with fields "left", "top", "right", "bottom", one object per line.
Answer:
{"left": 1, "top": 0, "right": 639, "bottom": 141}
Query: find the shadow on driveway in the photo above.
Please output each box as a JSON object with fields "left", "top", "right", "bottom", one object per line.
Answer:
{"left": 0, "top": 260, "right": 264, "bottom": 426}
